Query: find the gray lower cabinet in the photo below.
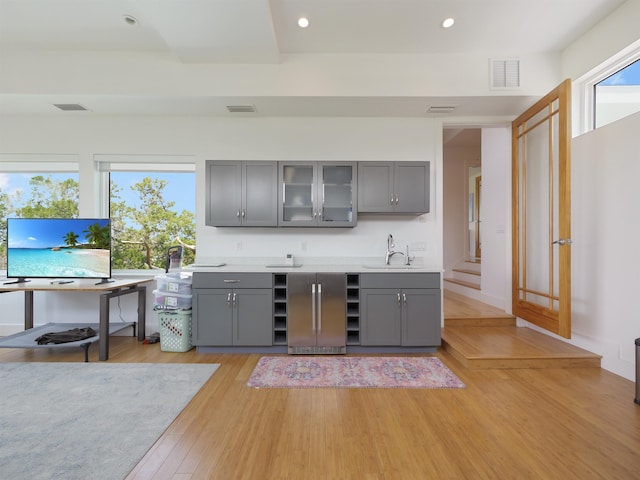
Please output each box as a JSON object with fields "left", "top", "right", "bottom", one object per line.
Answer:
{"left": 358, "top": 162, "right": 430, "bottom": 214}
{"left": 205, "top": 161, "right": 278, "bottom": 227}
{"left": 192, "top": 273, "right": 273, "bottom": 346}
{"left": 360, "top": 273, "right": 441, "bottom": 346}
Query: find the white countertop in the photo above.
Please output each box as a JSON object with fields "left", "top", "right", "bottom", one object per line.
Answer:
{"left": 182, "top": 257, "right": 442, "bottom": 274}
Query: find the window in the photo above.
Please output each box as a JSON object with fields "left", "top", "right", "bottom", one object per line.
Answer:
{"left": 0, "top": 159, "right": 80, "bottom": 269}
{"left": 593, "top": 58, "right": 640, "bottom": 129}
{"left": 97, "top": 156, "right": 196, "bottom": 271}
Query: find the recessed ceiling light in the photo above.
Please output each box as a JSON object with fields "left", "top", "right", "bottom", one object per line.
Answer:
{"left": 298, "top": 17, "right": 310, "bottom": 28}
{"left": 123, "top": 15, "right": 139, "bottom": 27}
{"left": 442, "top": 17, "right": 455, "bottom": 28}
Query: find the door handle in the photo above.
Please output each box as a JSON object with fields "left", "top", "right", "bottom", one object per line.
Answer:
{"left": 311, "top": 284, "right": 316, "bottom": 333}
{"left": 232, "top": 292, "right": 237, "bottom": 305}
{"left": 552, "top": 238, "right": 573, "bottom": 246}
{"left": 317, "top": 284, "right": 322, "bottom": 334}
{"left": 397, "top": 293, "right": 401, "bottom": 305}
{"left": 402, "top": 293, "right": 407, "bottom": 305}
{"left": 227, "top": 292, "right": 232, "bottom": 305}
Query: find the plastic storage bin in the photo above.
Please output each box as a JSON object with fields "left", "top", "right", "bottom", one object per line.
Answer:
{"left": 155, "top": 273, "right": 192, "bottom": 295}
{"left": 153, "top": 290, "right": 192, "bottom": 310}
{"left": 158, "top": 310, "right": 193, "bottom": 352}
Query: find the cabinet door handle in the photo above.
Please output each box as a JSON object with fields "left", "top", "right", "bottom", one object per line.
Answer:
{"left": 227, "top": 292, "right": 232, "bottom": 304}
{"left": 311, "top": 284, "right": 317, "bottom": 332}
{"left": 395, "top": 195, "right": 399, "bottom": 205}
{"left": 223, "top": 279, "right": 239, "bottom": 283}
{"left": 236, "top": 210, "right": 241, "bottom": 218}
{"left": 241, "top": 210, "right": 246, "bottom": 218}
{"left": 402, "top": 293, "right": 407, "bottom": 305}
{"left": 317, "top": 284, "right": 322, "bottom": 333}
{"left": 397, "top": 293, "right": 401, "bottom": 305}
{"left": 390, "top": 196, "right": 394, "bottom": 206}
{"left": 232, "top": 292, "right": 237, "bottom": 305}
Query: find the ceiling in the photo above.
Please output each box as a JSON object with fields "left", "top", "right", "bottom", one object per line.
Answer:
{"left": 0, "top": 0, "right": 627, "bottom": 120}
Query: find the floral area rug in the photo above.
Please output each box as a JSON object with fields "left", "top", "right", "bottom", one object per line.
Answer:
{"left": 246, "top": 356, "right": 465, "bottom": 389}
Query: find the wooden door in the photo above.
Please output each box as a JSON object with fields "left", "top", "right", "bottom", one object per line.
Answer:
{"left": 512, "top": 79, "right": 572, "bottom": 338}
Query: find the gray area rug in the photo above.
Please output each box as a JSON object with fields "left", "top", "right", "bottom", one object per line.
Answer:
{"left": 0, "top": 362, "right": 219, "bottom": 480}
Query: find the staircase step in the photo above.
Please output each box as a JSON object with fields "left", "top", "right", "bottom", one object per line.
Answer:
{"left": 444, "top": 277, "right": 480, "bottom": 290}
{"left": 441, "top": 326, "right": 602, "bottom": 369}
{"left": 445, "top": 316, "right": 515, "bottom": 327}
{"left": 452, "top": 268, "right": 480, "bottom": 276}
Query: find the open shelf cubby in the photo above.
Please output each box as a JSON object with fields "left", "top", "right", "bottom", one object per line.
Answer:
{"left": 346, "top": 273, "right": 360, "bottom": 345}
{"left": 273, "top": 274, "right": 288, "bottom": 345}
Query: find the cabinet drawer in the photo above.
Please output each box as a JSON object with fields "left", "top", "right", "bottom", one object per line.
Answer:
{"left": 192, "top": 272, "right": 272, "bottom": 289}
{"left": 360, "top": 273, "right": 440, "bottom": 289}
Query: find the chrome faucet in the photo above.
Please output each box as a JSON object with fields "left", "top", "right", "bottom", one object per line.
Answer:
{"left": 385, "top": 234, "right": 404, "bottom": 265}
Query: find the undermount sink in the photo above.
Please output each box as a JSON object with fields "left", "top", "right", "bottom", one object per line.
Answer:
{"left": 361, "top": 265, "right": 420, "bottom": 270}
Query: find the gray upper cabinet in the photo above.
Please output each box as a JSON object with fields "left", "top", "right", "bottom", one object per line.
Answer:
{"left": 278, "top": 162, "right": 357, "bottom": 227}
{"left": 206, "top": 161, "right": 278, "bottom": 227}
{"left": 358, "top": 162, "right": 430, "bottom": 213}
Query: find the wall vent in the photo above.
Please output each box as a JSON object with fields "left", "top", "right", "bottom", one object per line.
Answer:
{"left": 226, "top": 105, "right": 256, "bottom": 113}
{"left": 427, "top": 106, "right": 456, "bottom": 114}
{"left": 53, "top": 103, "right": 89, "bottom": 111}
{"left": 490, "top": 59, "right": 520, "bottom": 89}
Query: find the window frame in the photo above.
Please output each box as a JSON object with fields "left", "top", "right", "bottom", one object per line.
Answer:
{"left": 576, "top": 44, "right": 640, "bottom": 135}
{"left": 95, "top": 154, "right": 196, "bottom": 273}
{"left": 0, "top": 156, "right": 81, "bottom": 271}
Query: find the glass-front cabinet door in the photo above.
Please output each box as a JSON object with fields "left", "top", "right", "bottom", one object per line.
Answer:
{"left": 278, "top": 162, "right": 357, "bottom": 227}
{"left": 320, "top": 163, "right": 357, "bottom": 226}
{"left": 280, "top": 164, "right": 316, "bottom": 226}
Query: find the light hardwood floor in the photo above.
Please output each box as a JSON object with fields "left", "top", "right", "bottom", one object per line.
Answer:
{"left": 1, "top": 335, "right": 638, "bottom": 479}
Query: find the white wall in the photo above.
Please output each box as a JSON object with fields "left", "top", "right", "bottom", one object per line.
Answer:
{"left": 480, "top": 128, "right": 510, "bottom": 309}
{"left": 523, "top": 111, "right": 640, "bottom": 381}
{"left": 0, "top": 50, "right": 561, "bottom": 100}
{"left": 561, "top": 0, "right": 640, "bottom": 82}
{"left": 0, "top": 115, "right": 442, "bottom": 334}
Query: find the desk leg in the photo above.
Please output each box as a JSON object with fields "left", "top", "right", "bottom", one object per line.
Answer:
{"left": 99, "top": 292, "right": 109, "bottom": 361}
{"left": 25, "top": 291, "right": 34, "bottom": 330}
{"left": 138, "top": 285, "right": 146, "bottom": 341}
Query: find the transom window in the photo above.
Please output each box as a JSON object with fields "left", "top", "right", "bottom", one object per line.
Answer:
{"left": 594, "top": 58, "right": 640, "bottom": 129}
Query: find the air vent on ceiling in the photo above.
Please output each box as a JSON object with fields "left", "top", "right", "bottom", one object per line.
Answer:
{"left": 53, "top": 103, "right": 89, "bottom": 111}
{"left": 428, "top": 106, "right": 456, "bottom": 114}
{"left": 490, "top": 59, "right": 520, "bottom": 89}
{"left": 226, "top": 105, "right": 256, "bottom": 113}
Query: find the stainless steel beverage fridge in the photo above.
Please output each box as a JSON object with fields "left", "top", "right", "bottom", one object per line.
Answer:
{"left": 287, "top": 273, "right": 346, "bottom": 354}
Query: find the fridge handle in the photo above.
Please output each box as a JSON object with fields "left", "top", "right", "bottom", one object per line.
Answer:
{"left": 317, "top": 284, "right": 322, "bottom": 333}
{"left": 311, "top": 284, "right": 316, "bottom": 332}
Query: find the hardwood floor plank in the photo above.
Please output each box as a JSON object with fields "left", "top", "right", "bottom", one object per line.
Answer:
{"left": 2, "top": 319, "right": 638, "bottom": 479}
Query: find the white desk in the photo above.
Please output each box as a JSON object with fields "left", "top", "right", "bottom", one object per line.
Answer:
{"left": 0, "top": 278, "right": 152, "bottom": 360}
